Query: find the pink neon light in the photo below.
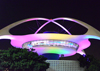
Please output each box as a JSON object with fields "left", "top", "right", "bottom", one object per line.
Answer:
{"left": 77, "top": 39, "right": 91, "bottom": 52}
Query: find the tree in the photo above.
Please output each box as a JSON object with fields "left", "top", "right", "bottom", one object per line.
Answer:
{"left": 77, "top": 55, "right": 90, "bottom": 68}
{"left": 77, "top": 54, "right": 100, "bottom": 71}
{"left": 0, "top": 47, "right": 50, "bottom": 71}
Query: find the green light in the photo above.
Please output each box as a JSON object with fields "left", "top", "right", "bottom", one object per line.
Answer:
{"left": 47, "top": 49, "right": 70, "bottom": 54}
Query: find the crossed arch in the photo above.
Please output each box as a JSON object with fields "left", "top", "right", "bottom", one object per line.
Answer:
{"left": 0, "top": 18, "right": 71, "bottom": 36}
{"left": 34, "top": 20, "right": 71, "bottom": 35}
{"left": 0, "top": 17, "right": 100, "bottom": 37}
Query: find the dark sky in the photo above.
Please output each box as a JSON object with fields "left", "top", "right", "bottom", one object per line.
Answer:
{"left": 0, "top": 0, "right": 100, "bottom": 60}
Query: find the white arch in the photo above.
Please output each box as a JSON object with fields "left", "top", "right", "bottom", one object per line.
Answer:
{"left": 35, "top": 20, "right": 71, "bottom": 35}
{"left": 53, "top": 17, "right": 100, "bottom": 37}
{"left": 0, "top": 18, "right": 49, "bottom": 36}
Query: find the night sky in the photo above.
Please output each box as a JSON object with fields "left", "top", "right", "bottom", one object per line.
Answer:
{"left": 0, "top": 0, "right": 100, "bottom": 60}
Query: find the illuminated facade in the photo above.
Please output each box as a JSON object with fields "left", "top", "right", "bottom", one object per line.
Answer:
{"left": 0, "top": 17, "right": 100, "bottom": 58}
{"left": 0, "top": 17, "right": 100, "bottom": 71}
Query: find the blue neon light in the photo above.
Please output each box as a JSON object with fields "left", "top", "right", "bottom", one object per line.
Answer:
{"left": 85, "top": 35, "right": 100, "bottom": 40}
{"left": 28, "top": 44, "right": 33, "bottom": 48}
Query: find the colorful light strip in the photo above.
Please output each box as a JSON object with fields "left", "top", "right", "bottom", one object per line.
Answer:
{"left": 23, "top": 40, "right": 79, "bottom": 50}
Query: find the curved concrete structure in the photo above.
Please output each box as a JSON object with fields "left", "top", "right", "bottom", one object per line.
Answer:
{"left": 0, "top": 17, "right": 100, "bottom": 57}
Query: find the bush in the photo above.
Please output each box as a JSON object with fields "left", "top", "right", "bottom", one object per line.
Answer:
{"left": 77, "top": 54, "right": 100, "bottom": 71}
{"left": 0, "top": 47, "right": 50, "bottom": 71}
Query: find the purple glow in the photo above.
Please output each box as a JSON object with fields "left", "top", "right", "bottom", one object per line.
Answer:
{"left": 83, "top": 54, "right": 86, "bottom": 57}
